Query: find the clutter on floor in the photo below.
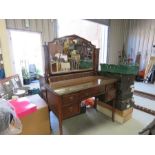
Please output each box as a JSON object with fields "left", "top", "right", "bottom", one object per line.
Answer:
{"left": 28, "top": 88, "right": 40, "bottom": 95}
{"left": 139, "top": 118, "right": 155, "bottom": 135}
{"left": 80, "top": 97, "right": 95, "bottom": 114}
{"left": 0, "top": 77, "right": 51, "bottom": 135}
{"left": 0, "top": 68, "right": 5, "bottom": 79}
{"left": 144, "top": 56, "right": 155, "bottom": 83}
{"left": 9, "top": 98, "right": 37, "bottom": 118}
{"left": 21, "top": 62, "right": 39, "bottom": 85}
{"left": 29, "top": 64, "right": 38, "bottom": 81}
{"left": 18, "top": 94, "right": 51, "bottom": 135}
{"left": 0, "top": 74, "right": 29, "bottom": 100}
{"left": 7, "top": 94, "right": 51, "bottom": 135}
{"left": 0, "top": 98, "right": 22, "bottom": 135}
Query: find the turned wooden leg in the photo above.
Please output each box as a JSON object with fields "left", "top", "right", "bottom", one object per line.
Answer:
{"left": 59, "top": 118, "right": 63, "bottom": 135}
{"left": 94, "top": 97, "right": 98, "bottom": 109}
{"left": 112, "top": 100, "right": 115, "bottom": 122}
{"left": 58, "top": 106, "right": 63, "bottom": 135}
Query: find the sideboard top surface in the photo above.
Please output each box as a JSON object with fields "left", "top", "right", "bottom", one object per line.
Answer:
{"left": 49, "top": 76, "right": 117, "bottom": 95}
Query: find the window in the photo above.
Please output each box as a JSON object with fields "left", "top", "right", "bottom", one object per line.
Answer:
{"left": 57, "top": 19, "right": 108, "bottom": 70}
{"left": 9, "top": 30, "right": 44, "bottom": 82}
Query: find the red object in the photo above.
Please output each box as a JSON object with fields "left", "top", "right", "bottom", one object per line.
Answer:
{"left": 138, "top": 70, "right": 145, "bottom": 78}
{"left": 84, "top": 98, "right": 94, "bottom": 106}
{"left": 9, "top": 100, "right": 37, "bottom": 118}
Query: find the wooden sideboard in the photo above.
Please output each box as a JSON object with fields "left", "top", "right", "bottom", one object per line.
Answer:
{"left": 40, "top": 35, "right": 117, "bottom": 134}
{"left": 45, "top": 76, "right": 117, "bottom": 134}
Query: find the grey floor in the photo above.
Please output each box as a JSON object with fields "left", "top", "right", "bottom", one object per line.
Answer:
{"left": 50, "top": 107, "right": 154, "bottom": 135}
{"left": 134, "top": 95, "right": 155, "bottom": 110}
{"left": 134, "top": 81, "right": 155, "bottom": 95}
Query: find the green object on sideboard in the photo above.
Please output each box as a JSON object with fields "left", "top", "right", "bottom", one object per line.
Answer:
{"left": 100, "top": 64, "right": 139, "bottom": 75}
{"left": 79, "top": 60, "right": 93, "bottom": 69}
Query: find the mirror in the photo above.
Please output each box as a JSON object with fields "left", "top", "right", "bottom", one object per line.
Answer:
{"left": 48, "top": 35, "right": 95, "bottom": 74}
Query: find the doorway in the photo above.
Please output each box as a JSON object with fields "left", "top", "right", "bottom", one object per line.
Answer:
{"left": 9, "top": 30, "right": 44, "bottom": 84}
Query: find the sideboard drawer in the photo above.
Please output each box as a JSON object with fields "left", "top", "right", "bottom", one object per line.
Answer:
{"left": 63, "top": 93, "right": 79, "bottom": 106}
{"left": 92, "top": 86, "right": 100, "bottom": 94}
{"left": 80, "top": 86, "right": 104, "bottom": 100}
{"left": 80, "top": 88, "right": 93, "bottom": 100}
{"left": 62, "top": 103, "right": 80, "bottom": 119}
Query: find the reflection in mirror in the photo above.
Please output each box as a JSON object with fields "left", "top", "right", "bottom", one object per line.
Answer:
{"left": 48, "top": 35, "right": 95, "bottom": 74}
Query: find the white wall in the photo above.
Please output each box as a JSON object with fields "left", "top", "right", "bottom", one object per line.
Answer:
{"left": 0, "top": 19, "right": 13, "bottom": 76}
{"left": 107, "top": 19, "right": 126, "bottom": 64}
{"left": 6, "top": 19, "right": 56, "bottom": 43}
{"left": 126, "top": 19, "right": 155, "bottom": 70}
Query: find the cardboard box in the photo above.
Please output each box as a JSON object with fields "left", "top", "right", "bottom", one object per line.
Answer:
{"left": 97, "top": 101, "right": 133, "bottom": 124}
{"left": 20, "top": 94, "right": 51, "bottom": 135}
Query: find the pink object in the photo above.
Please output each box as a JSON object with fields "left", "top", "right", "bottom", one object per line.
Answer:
{"left": 9, "top": 100, "right": 37, "bottom": 118}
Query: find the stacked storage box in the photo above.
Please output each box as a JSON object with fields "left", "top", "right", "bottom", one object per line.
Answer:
{"left": 97, "top": 64, "right": 138, "bottom": 123}
{"left": 114, "top": 74, "right": 135, "bottom": 110}
{"left": 99, "top": 72, "right": 135, "bottom": 110}
{"left": 100, "top": 64, "right": 138, "bottom": 110}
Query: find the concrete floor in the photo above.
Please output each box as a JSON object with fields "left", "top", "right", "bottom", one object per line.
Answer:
{"left": 50, "top": 107, "right": 154, "bottom": 135}
{"left": 134, "top": 95, "right": 155, "bottom": 110}
{"left": 134, "top": 81, "right": 155, "bottom": 95}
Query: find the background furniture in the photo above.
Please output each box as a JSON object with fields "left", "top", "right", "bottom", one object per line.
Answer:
{"left": 29, "top": 64, "right": 37, "bottom": 81}
{"left": 20, "top": 94, "right": 51, "bottom": 135}
{"left": 144, "top": 56, "right": 155, "bottom": 80}
{"left": 0, "top": 74, "right": 29, "bottom": 100}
